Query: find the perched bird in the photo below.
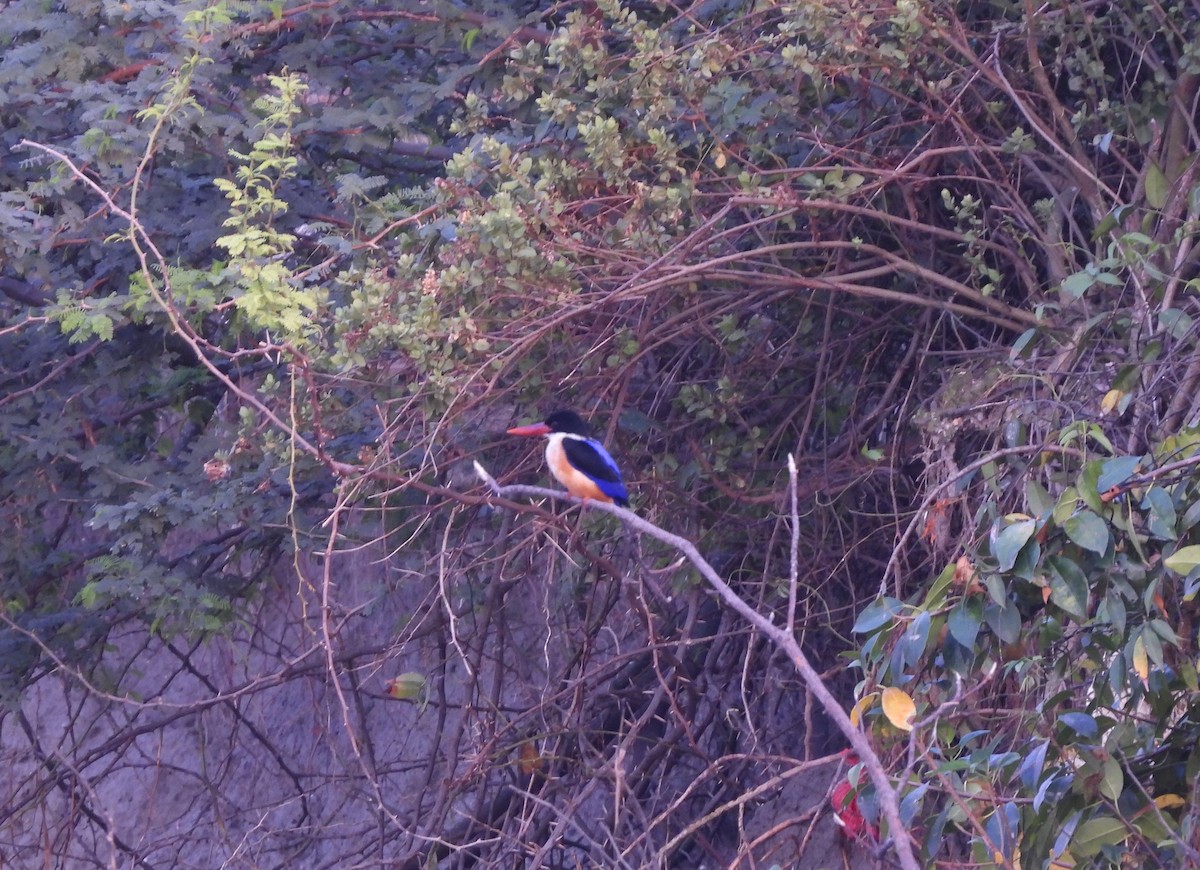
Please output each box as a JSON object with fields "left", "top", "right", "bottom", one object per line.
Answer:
{"left": 506, "top": 409, "right": 629, "bottom": 506}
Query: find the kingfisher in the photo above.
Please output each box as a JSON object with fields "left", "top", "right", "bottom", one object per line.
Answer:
{"left": 506, "top": 409, "right": 629, "bottom": 507}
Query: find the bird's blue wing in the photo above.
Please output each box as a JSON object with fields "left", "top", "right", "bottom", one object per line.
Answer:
{"left": 561, "top": 437, "right": 629, "bottom": 506}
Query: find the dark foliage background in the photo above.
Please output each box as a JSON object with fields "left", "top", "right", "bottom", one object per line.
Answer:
{"left": 3, "top": 0, "right": 1200, "bottom": 867}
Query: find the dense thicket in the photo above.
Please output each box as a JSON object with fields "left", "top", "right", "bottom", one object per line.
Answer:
{"left": 3, "top": 0, "right": 1200, "bottom": 866}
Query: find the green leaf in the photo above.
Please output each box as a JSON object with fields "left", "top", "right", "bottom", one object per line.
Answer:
{"left": 984, "top": 598, "right": 1021, "bottom": 645}
{"left": 899, "top": 782, "right": 929, "bottom": 827}
{"left": 1164, "top": 545, "right": 1200, "bottom": 575}
{"left": 386, "top": 672, "right": 427, "bottom": 701}
{"left": 1091, "top": 208, "right": 1118, "bottom": 238}
{"left": 853, "top": 597, "right": 904, "bottom": 634}
{"left": 1099, "top": 756, "right": 1123, "bottom": 801}
{"left": 1035, "top": 775, "right": 1073, "bottom": 818}
{"left": 1025, "top": 480, "right": 1054, "bottom": 518}
{"left": 983, "top": 802, "right": 1020, "bottom": 860}
{"left": 1181, "top": 494, "right": 1200, "bottom": 533}
{"left": 1148, "top": 618, "right": 1180, "bottom": 647}
{"left": 1047, "top": 556, "right": 1089, "bottom": 620}
{"left": 1009, "top": 327, "right": 1038, "bottom": 361}
{"left": 1141, "top": 486, "right": 1177, "bottom": 540}
{"left": 947, "top": 598, "right": 982, "bottom": 649}
{"left": 1099, "top": 589, "right": 1127, "bottom": 636}
{"left": 1019, "top": 739, "right": 1049, "bottom": 790}
{"left": 992, "top": 518, "right": 1036, "bottom": 572}
{"left": 77, "top": 583, "right": 99, "bottom": 608}
{"left": 1158, "top": 308, "right": 1194, "bottom": 339}
{"left": 894, "top": 610, "right": 932, "bottom": 672}
{"left": 1061, "top": 270, "right": 1096, "bottom": 298}
{"left": 1145, "top": 162, "right": 1169, "bottom": 209}
{"left": 1057, "top": 711, "right": 1098, "bottom": 738}
{"left": 1185, "top": 569, "right": 1200, "bottom": 602}
{"left": 1077, "top": 463, "right": 1104, "bottom": 514}
{"left": 1097, "top": 456, "right": 1141, "bottom": 492}
{"left": 1064, "top": 511, "right": 1110, "bottom": 555}
{"left": 922, "top": 562, "right": 957, "bottom": 610}
{"left": 1072, "top": 815, "right": 1129, "bottom": 857}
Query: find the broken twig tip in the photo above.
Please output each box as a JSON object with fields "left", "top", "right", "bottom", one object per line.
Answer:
{"left": 473, "top": 460, "right": 498, "bottom": 491}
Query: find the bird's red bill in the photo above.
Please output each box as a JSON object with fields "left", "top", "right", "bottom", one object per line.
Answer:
{"left": 507, "top": 423, "right": 552, "bottom": 436}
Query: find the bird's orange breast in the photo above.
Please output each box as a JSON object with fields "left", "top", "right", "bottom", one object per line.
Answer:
{"left": 546, "top": 437, "right": 614, "bottom": 502}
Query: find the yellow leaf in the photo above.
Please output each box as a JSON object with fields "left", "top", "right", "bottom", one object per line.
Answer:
{"left": 1100, "top": 389, "right": 1124, "bottom": 415}
{"left": 714, "top": 149, "right": 727, "bottom": 169}
{"left": 1050, "top": 850, "right": 1077, "bottom": 869}
{"left": 1154, "top": 794, "right": 1186, "bottom": 810}
{"left": 881, "top": 686, "right": 916, "bottom": 732}
{"left": 385, "top": 672, "right": 426, "bottom": 700}
{"left": 850, "top": 692, "right": 878, "bottom": 727}
{"left": 1132, "top": 636, "right": 1149, "bottom": 681}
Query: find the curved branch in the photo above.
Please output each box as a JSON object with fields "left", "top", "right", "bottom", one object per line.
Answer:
{"left": 473, "top": 462, "right": 920, "bottom": 870}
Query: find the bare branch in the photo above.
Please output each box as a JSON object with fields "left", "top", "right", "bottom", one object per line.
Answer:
{"left": 475, "top": 462, "right": 921, "bottom": 870}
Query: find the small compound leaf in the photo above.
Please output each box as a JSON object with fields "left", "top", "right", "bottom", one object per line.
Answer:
{"left": 882, "top": 686, "right": 916, "bottom": 731}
